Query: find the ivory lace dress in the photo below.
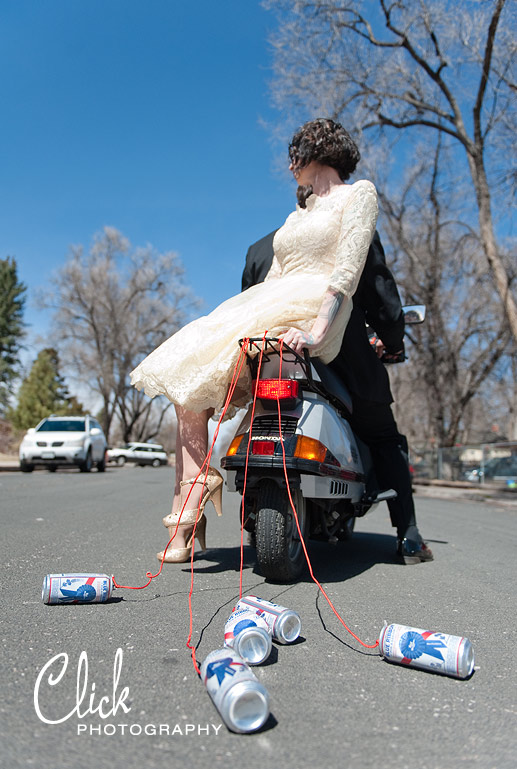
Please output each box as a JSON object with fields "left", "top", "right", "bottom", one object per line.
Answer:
{"left": 130, "top": 180, "right": 378, "bottom": 413}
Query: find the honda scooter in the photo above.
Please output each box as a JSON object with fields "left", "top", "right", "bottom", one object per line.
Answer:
{"left": 220, "top": 305, "right": 425, "bottom": 582}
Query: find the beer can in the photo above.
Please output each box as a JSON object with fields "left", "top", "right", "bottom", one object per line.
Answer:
{"left": 235, "top": 595, "right": 301, "bottom": 644}
{"left": 200, "top": 648, "right": 270, "bottom": 733}
{"left": 379, "top": 623, "right": 475, "bottom": 679}
{"left": 224, "top": 607, "right": 272, "bottom": 665}
{"left": 42, "top": 573, "right": 114, "bottom": 605}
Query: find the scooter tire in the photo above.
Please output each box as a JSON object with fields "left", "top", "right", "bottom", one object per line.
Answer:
{"left": 255, "top": 481, "right": 307, "bottom": 583}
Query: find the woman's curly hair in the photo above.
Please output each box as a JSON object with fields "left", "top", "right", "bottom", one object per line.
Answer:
{"left": 288, "top": 118, "right": 361, "bottom": 182}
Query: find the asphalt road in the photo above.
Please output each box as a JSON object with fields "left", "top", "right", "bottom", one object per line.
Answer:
{"left": 1, "top": 465, "right": 515, "bottom": 769}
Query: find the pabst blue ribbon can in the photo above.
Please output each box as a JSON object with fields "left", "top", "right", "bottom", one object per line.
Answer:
{"left": 379, "top": 623, "right": 475, "bottom": 679}
{"left": 235, "top": 595, "right": 301, "bottom": 644}
{"left": 42, "top": 573, "right": 114, "bottom": 604}
{"left": 224, "top": 607, "right": 272, "bottom": 665}
{"left": 200, "top": 648, "right": 270, "bottom": 733}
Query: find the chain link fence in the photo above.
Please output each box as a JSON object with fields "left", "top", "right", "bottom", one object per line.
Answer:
{"left": 411, "top": 442, "right": 517, "bottom": 487}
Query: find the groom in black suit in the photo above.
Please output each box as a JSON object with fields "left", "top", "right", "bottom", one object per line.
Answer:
{"left": 242, "top": 229, "right": 433, "bottom": 564}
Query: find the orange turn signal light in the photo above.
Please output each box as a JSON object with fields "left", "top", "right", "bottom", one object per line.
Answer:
{"left": 294, "top": 436, "right": 328, "bottom": 463}
{"left": 226, "top": 434, "right": 245, "bottom": 456}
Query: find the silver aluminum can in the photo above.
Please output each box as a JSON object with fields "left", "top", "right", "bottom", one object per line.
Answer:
{"left": 224, "top": 608, "right": 272, "bottom": 665}
{"left": 379, "top": 623, "right": 475, "bottom": 679}
{"left": 42, "top": 573, "right": 114, "bottom": 605}
{"left": 201, "top": 648, "right": 270, "bottom": 733}
{"left": 235, "top": 595, "right": 301, "bottom": 644}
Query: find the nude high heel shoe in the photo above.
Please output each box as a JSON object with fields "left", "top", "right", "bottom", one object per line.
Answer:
{"left": 157, "top": 467, "right": 224, "bottom": 563}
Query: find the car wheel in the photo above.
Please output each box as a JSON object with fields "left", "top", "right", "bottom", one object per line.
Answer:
{"left": 20, "top": 461, "right": 34, "bottom": 473}
{"left": 151, "top": 458, "right": 160, "bottom": 467}
{"left": 116, "top": 456, "right": 126, "bottom": 467}
{"left": 48, "top": 466, "right": 57, "bottom": 473}
{"left": 80, "top": 449, "right": 93, "bottom": 473}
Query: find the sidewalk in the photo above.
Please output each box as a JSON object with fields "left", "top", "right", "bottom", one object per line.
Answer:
{"left": 414, "top": 478, "right": 517, "bottom": 507}
{"left": 0, "top": 454, "right": 19, "bottom": 471}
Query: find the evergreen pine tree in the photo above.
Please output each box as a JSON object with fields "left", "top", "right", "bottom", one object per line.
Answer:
{"left": 8, "top": 348, "right": 84, "bottom": 430}
{"left": 0, "top": 257, "right": 26, "bottom": 413}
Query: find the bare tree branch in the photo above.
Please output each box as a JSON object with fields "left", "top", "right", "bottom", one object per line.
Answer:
{"left": 473, "top": 0, "right": 506, "bottom": 143}
{"left": 265, "top": 0, "right": 517, "bottom": 340}
{"left": 41, "top": 227, "right": 200, "bottom": 442}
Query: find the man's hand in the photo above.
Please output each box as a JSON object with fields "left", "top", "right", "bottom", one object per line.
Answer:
{"left": 373, "top": 338, "right": 386, "bottom": 358}
{"left": 369, "top": 333, "right": 405, "bottom": 363}
{"left": 369, "top": 333, "right": 386, "bottom": 357}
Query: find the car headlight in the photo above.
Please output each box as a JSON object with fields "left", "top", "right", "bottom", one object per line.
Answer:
{"left": 67, "top": 438, "right": 86, "bottom": 447}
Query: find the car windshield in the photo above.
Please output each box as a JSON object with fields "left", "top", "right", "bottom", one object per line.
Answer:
{"left": 37, "top": 420, "right": 86, "bottom": 432}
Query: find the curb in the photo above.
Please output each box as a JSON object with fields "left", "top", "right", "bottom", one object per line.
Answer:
{"left": 414, "top": 482, "right": 517, "bottom": 507}
{"left": 0, "top": 462, "right": 19, "bottom": 472}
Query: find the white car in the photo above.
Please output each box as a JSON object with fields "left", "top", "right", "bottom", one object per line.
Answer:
{"left": 19, "top": 415, "right": 108, "bottom": 473}
{"left": 107, "top": 442, "right": 169, "bottom": 467}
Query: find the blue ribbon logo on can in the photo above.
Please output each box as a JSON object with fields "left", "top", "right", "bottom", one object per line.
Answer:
{"left": 400, "top": 630, "right": 448, "bottom": 661}
{"left": 59, "top": 579, "right": 97, "bottom": 602}
{"left": 379, "top": 623, "right": 475, "bottom": 679}
{"left": 206, "top": 657, "right": 246, "bottom": 685}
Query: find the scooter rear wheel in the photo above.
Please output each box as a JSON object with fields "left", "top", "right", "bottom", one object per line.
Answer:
{"left": 255, "top": 481, "right": 307, "bottom": 582}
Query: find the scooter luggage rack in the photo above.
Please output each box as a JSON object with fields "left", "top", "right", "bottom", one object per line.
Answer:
{"left": 239, "top": 337, "right": 352, "bottom": 416}
{"left": 239, "top": 337, "right": 308, "bottom": 377}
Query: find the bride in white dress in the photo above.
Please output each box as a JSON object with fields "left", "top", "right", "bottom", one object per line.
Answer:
{"left": 130, "top": 118, "right": 378, "bottom": 562}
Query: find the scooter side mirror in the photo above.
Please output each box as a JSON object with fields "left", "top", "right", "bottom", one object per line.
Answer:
{"left": 403, "top": 305, "right": 426, "bottom": 324}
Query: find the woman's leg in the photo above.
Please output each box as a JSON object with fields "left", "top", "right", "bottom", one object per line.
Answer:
{"left": 170, "top": 405, "right": 212, "bottom": 547}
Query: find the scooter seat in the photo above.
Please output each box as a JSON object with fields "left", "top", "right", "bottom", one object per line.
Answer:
{"left": 311, "top": 359, "right": 353, "bottom": 415}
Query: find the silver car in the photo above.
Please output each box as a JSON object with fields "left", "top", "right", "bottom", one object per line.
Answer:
{"left": 107, "top": 442, "right": 169, "bottom": 467}
{"left": 19, "top": 415, "right": 108, "bottom": 473}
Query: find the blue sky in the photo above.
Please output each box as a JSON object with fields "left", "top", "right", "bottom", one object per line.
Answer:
{"left": 0, "top": 1, "right": 299, "bottom": 365}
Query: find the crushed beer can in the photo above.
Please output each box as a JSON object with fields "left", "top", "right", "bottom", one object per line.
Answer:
{"left": 379, "top": 623, "right": 475, "bottom": 679}
{"left": 224, "top": 607, "right": 272, "bottom": 665}
{"left": 235, "top": 595, "right": 301, "bottom": 644}
{"left": 200, "top": 648, "right": 270, "bottom": 733}
{"left": 42, "top": 573, "right": 114, "bottom": 604}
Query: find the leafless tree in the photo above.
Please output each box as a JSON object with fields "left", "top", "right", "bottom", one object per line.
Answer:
{"left": 42, "top": 227, "right": 200, "bottom": 442}
{"left": 482, "top": 353, "right": 517, "bottom": 441}
{"left": 265, "top": 0, "right": 517, "bottom": 340}
{"left": 383, "top": 138, "right": 511, "bottom": 446}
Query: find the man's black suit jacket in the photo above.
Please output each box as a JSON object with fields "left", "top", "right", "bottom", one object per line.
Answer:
{"left": 242, "top": 230, "right": 404, "bottom": 404}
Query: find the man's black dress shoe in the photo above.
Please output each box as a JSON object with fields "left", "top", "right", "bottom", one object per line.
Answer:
{"left": 397, "top": 537, "right": 434, "bottom": 565}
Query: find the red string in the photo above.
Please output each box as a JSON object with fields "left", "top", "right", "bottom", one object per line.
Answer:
{"left": 114, "top": 333, "right": 377, "bottom": 677}
{"left": 238, "top": 330, "right": 268, "bottom": 600}
{"left": 112, "top": 339, "right": 250, "bottom": 675}
{"left": 274, "top": 340, "right": 379, "bottom": 650}
{"left": 112, "top": 339, "right": 249, "bottom": 593}
{"left": 185, "top": 339, "right": 250, "bottom": 673}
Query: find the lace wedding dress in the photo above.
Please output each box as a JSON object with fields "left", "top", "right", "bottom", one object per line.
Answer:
{"left": 130, "top": 180, "right": 378, "bottom": 413}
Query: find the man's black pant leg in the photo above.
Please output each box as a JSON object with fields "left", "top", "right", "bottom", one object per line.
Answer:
{"left": 347, "top": 396, "right": 416, "bottom": 538}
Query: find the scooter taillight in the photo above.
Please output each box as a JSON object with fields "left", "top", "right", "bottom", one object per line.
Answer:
{"left": 253, "top": 379, "right": 299, "bottom": 400}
